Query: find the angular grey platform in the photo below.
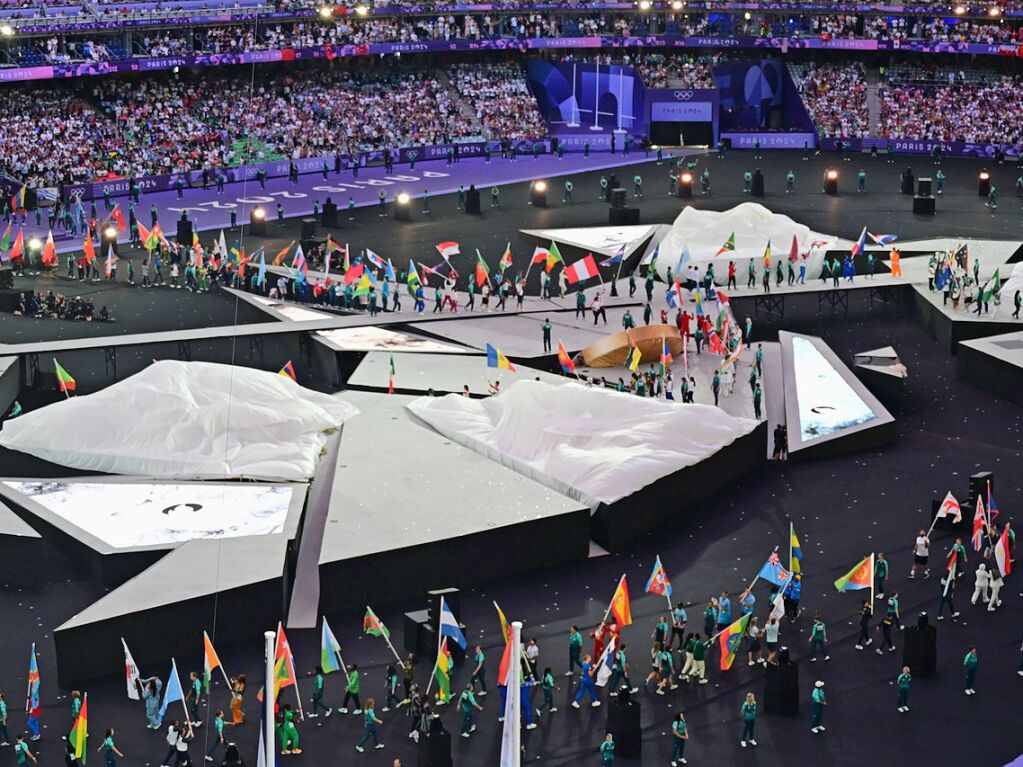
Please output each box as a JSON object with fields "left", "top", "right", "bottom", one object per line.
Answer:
{"left": 780, "top": 331, "right": 896, "bottom": 459}
{"left": 957, "top": 330, "right": 1023, "bottom": 407}
{"left": 0, "top": 498, "right": 42, "bottom": 587}
{"left": 347, "top": 351, "right": 565, "bottom": 395}
{"left": 317, "top": 390, "right": 591, "bottom": 615}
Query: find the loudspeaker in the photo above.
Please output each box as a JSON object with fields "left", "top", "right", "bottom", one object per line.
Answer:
{"left": 222, "top": 742, "right": 243, "bottom": 766}
{"left": 917, "top": 177, "right": 933, "bottom": 197}
{"left": 902, "top": 620, "right": 937, "bottom": 677}
{"left": 763, "top": 659, "right": 799, "bottom": 715}
{"left": 752, "top": 170, "right": 765, "bottom": 197}
{"left": 610, "top": 189, "right": 627, "bottom": 209}
{"left": 978, "top": 173, "right": 991, "bottom": 197}
{"left": 913, "top": 195, "right": 935, "bottom": 215}
{"left": 300, "top": 218, "right": 317, "bottom": 240}
{"left": 404, "top": 610, "right": 434, "bottom": 657}
{"left": 901, "top": 171, "right": 915, "bottom": 195}
{"left": 427, "top": 588, "right": 461, "bottom": 625}
{"left": 176, "top": 218, "right": 193, "bottom": 249}
{"left": 606, "top": 697, "right": 641, "bottom": 757}
{"left": 321, "top": 201, "right": 338, "bottom": 227}
{"left": 609, "top": 207, "right": 640, "bottom": 225}
{"left": 465, "top": 188, "right": 481, "bottom": 214}
{"left": 417, "top": 724, "right": 452, "bottom": 767}
{"left": 824, "top": 173, "right": 839, "bottom": 195}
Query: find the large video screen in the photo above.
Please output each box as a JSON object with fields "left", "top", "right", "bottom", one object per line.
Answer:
{"left": 3, "top": 481, "right": 293, "bottom": 549}
{"left": 791, "top": 336, "right": 877, "bottom": 441}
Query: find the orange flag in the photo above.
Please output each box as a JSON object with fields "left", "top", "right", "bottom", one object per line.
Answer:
{"left": 41, "top": 230, "right": 57, "bottom": 267}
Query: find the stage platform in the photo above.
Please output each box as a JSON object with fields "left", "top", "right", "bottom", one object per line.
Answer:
{"left": 317, "top": 390, "right": 591, "bottom": 616}
{"left": 0, "top": 498, "right": 41, "bottom": 588}
{"left": 957, "top": 330, "right": 1023, "bottom": 407}
{"left": 913, "top": 284, "right": 1023, "bottom": 353}
{"left": 347, "top": 351, "right": 564, "bottom": 395}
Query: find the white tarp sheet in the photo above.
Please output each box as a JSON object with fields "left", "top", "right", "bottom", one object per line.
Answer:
{"left": 0, "top": 360, "right": 358, "bottom": 481}
{"left": 407, "top": 380, "right": 757, "bottom": 507}
{"left": 655, "top": 202, "right": 840, "bottom": 283}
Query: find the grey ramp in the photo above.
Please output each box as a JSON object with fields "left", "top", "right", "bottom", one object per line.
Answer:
{"left": 347, "top": 351, "right": 565, "bottom": 395}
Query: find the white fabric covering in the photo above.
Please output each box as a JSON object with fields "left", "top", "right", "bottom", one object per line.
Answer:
{"left": 0, "top": 360, "right": 358, "bottom": 481}
{"left": 407, "top": 380, "right": 757, "bottom": 507}
{"left": 654, "top": 202, "right": 840, "bottom": 283}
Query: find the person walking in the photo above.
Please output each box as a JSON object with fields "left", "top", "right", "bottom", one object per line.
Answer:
{"left": 910, "top": 530, "right": 931, "bottom": 578}
{"left": 810, "top": 681, "right": 827, "bottom": 733}
{"left": 470, "top": 647, "right": 487, "bottom": 696}
{"left": 964, "top": 646, "right": 979, "bottom": 695}
{"left": 896, "top": 666, "right": 912, "bottom": 712}
{"left": 384, "top": 666, "right": 401, "bottom": 712}
{"left": 877, "top": 611, "right": 896, "bottom": 655}
{"left": 229, "top": 675, "right": 246, "bottom": 726}
{"left": 854, "top": 600, "right": 873, "bottom": 650}
{"left": 937, "top": 566, "right": 960, "bottom": 620}
{"left": 567, "top": 626, "right": 584, "bottom": 676}
{"left": 310, "top": 667, "right": 331, "bottom": 718}
{"left": 97, "top": 728, "right": 124, "bottom": 767}
{"left": 279, "top": 704, "right": 301, "bottom": 755}
{"left": 971, "top": 563, "right": 991, "bottom": 606}
{"left": 599, "top": 733, "right": 615, "bottom": 766}
{"left": 141, "top": 677, "right": 163, "bottom": 729}
{"left": 536, "top": 667, "right": 559, "bottom": 716}
{"left": 571, "top": 655, "right": 600, "bottom": 708}
{"left": 204, "top": 712, "right": 225, "bottom": 763}
{"left": 809, "top": 615, "right": 829, "bottom": 661}
{"left": 14, "top": 736, "right": 37, "bottom": 766}
{"left": 341, "top": 665, "right": 362, "bottom": 714}
{"left": 671, "top": 711, "right": 689, "bottom": 766}
{"left": 740, "top": 692, "right": 757, "bottom": 747}
{"left": 458, "top": 684, "right": 483, "bottom": 738}
{"left": 355, "top": 699, "right": 384, "bottom": 752}
{"left": 875, "top": 552, "right": 889, "bottom": 599}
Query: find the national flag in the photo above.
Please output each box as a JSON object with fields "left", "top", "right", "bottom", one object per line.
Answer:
{"left": 363, "top": 606, "right": 390, "bottom": 639}
{"left": 833, "top": 554, "right": 874, "bottom": 592}
{"left": 715, "top": 288, "right": 730, "bottom": 311}
{"left": 388, "top": 354, "right": 396, "bottom": 395}
{"left": 595, "top": 635, "right": 617, "bottom": 688}
{"left": 869, "top": 232, "right": 898, "bottom": 246}
{"left": 499, "top": 242, "right": 513, "bottom": 272}
{"left": 676, "top": 244, "right": 693, "bottom": 274}
{"left": 987, "top": 482, "right": 1000, "bottom": 521}
{"left": 718, "top": 613, "right": 751, "bottom": 671}
{"left": 714, "top": 231, "right": 735, "bottom": 257}
{"left": 434, "top": 638, "right": 452, "bottom": 702}
{"left": 436, "top": 241, "right": 460, "bottom": 260}
{"left": 564, "top": 254, "right": 599, "bottom": 284}
{"left": 353, "top": 272, "right": 375, "bottom": 296}
{"left": 545, "top": 241, "right": 564, "bottom": 273}
{"left": 110, "top": 203, "right": 126, "bottom": 232}
{"left": 788, "top": 234, "right": 799, "bottom": 262}
{"left": 418, "top": 261, "right": 448, "bottom": 281}
{"left": 202, "top": 631, "right": 223, "bottom": 694}
{"left": 486, "top": 343, "right": 516, "bottom": 372}
{"left": 475, "top": 250, "right": 491, "bottom": 287}
{"left": 257, "top": 251, "right": 267, "bottom": 286}
{"left": 971, "top": 496, "right": 986, "bottom": 551}
{"left": 936, "top": 491, "right": 962, "bottom": 523}
{"left": 344, "top": 263, "right": 365, "bottom": 286}
{"left": 660, "top": 337, "right": 673, "bottom": 375}
{"left": 995, "top": 525, "right": 1012, "bottom": 577}
{"left": 600, "top": 244, "right": 626, "bottom": 267}
{"left": 648, "top": 243, "right": 660, "bottom": 273}
{"left": 627, "top": 344, "right": 642, "bottom": 372}
{"left": 273, "top": 624, "right": 297, "bottom": 699}
{"left": 406, "top": 261, "right": 421, "bottom": 288}
{"left": 789, "top": 522, "right": 803, "bottom": 574}
{"left": 26, "top": 643, "right": 39, "bottom": 714}
{"left": 291, "top": 244, "right": 307, "bottom": 277}
{"left": 69, "top": 692, "right": 88, "bottom": 764}
{"left": 321, "top": 617, "right": 343, "bottom": 674}
{"left": 493, "top": 601, "right": 510, "bottom": 645}
{"left": 384, "top": 258, "right": 396, "bottom": 282}
{"left": 54, "top": 358, "right": 76, "bottom": 393}
{"left": 279, "top": 361, "right": 297, "bottom": 381}
{"left": 438, "top": 596, "right": 467, "bottom": 650}
{"left": 0, "top": 222, "right": 10, "bottom": 254}
{"left": 8, "top": 228, "right": 23, "bottom": 262}
{"left": 137, "top": 220, "right": 153, "bottom": 250}
{"left": 11, "top": 184, "right": 25, "bottom": 211}
{"left": 983, "top": 269, "right": 1001, "bottom": 303}
{"left": 105, "top": 245, "right": 116, "bottom": 278}
{"left": 757, "top": 551, "right": 793, "bottom": 587}
{"left": 644, "top": 555, "right": 672, "bottom": 598}
{"left": 762, "top": 239, "right": 771, "bottom": 268}
{"left": 810, "top": 239, "right": 830, "bottom": 250}
{"left": 365, "top": 248, "right": 385, "bottom": 269}
{"left": 768, "top": 588, "right": 786, "bottom": 622}
{"left": 557, "top": 340, "right": 576, "bottom": 374}
{"left": 41, "top": 229, "right": 56, "bottom": 267}
{"left": 272, "top": 240, "right": 293, "bottom": 266}
{"left": 82, "top": 235, "right": 96, "bottom": 264}
{"left": 530, "top": 246, "right": 550, "bottom": 265}
{"left": 497, "top": 633, "right": 514, "bottom": 687}
{"left": 609, "top": 575, "right": 633, "bottom": 627}
{"left": 159, "top": 658, "right": 184, "bottom": 718}
{"left": 947, "top": 548, "right": 959, "bottom": 575}
{"left": 850, "top": 226, "right": 868, "bottom": 257}
{"left": 665, "top": 285, "right": 679, "bottom": 310}
{"left": 122, "top": 639, "right": 141, "bottom": 700}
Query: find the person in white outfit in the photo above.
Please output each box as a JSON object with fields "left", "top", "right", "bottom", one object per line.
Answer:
{"left": 971, "top": 563, "right": 991, "bottom": 605}
{"left": 987, "top": 570, "right": 1004, "bottom": 611}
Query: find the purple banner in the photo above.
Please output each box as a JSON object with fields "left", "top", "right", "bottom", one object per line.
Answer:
{"left": 723, "top": 131, "right": 817, "bottom": 149}
{"left": 820, "top": 136, "right": 1021, "bottom": 159}
{"left": 1, "top": 35, "right": 1020, "bottom": 85}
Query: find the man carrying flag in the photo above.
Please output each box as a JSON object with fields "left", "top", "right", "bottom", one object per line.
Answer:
{"left": 971, "top": 496, "right": 987, "bottom": 552}
{"left": 475, "top": 250, "right": 491, "bottom": 287}
{"left": 607, "top": 575, "right": 633, "bottom": 627}
{"left": 717, "top": 613, "right": 751, "bottom": 671}
{"left": 660, "top": 338, "right": 673, "bottom": 377}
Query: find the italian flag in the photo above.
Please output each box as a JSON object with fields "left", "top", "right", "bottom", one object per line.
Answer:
{"left": 54, "top": 358, "right": 76, "bottom": 394}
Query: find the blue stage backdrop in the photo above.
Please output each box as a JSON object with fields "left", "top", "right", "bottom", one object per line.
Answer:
{"left": 527, "top": 59, "right": 646, "bottom": 139}
{"left": 714, "top": 59, "right": 815, "bottom": 134}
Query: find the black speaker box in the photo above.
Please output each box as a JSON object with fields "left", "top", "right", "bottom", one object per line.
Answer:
{"left": 404, "top": 609, "right": 433, "bottom": 657}
{"left": 609, "top": 207, "right": 640, "bottom": 225}
{"left": 300, "top": 218, "right": 317, "bottom": 240}
{"left": 763, "top": 657, "right": 799, "bottom": 715}
{"left": 752, "top": 171, "right": 765, "bottom": 197}
{"left": 606, "top": 697, "right": 641, "bottom": 757}
{"left": 176, "top": 218, "right": 193, "bottom": 248}
{"left": 918, "top": 177, "right": 933, "bottom": 197}
{"left": 903, "top": 620, "right": 937, "bottom": 677}
{"left": 321, "top": 202, "right": 338, "bottom": 228}
{"left": 417, "top": 725, "right": 452, "bottom": 767}
{"left": 465, "top": 188, "right": 481, "bottom": 214}
{"left": 610, "top": 188, "right": 627, "bottom": 208}
{"left": 913, "top": 195, "right": 935, "bottom": 215}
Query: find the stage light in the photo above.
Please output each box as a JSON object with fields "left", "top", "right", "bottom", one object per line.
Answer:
{"left": 531, "top": 180, "right": 548, "bottom": 207}
{"left": 102, "top": 225, "right": 119, "bottom": 257}
{"left": 355, "top": 4, "right": 368, "bottom": 15}
{"left": 978, "top": 169, "right": 991, "bottom": 197}
{"left": 394, "top": 191, "right": 411, "bottom": 220}
{"left": 743, "top": 11, "right": 751, "bottom": 19}
{"left": 639, "top": 0, "right": 651, "bottom": 9}
{"left": 250, "top": 206, "right": 267, "bottom": 236}
{"left": 988, "top": 5, "right": 1001, "bottom": 15}
{"left": 953, "top": 4, "right": 967, "bottom": 12}
{"left": 825, "top": 169, "right": 839, "bottom": 195}
{"left": 677, "top": 171, "right": 694, "bottom": 199}
{"left": 104, "top": 225, "right": 117, "bottom": 239}
{"left": 318, "top": 5, "right": 332, "bottom": 17}
{"left": 0, "top": 24, "right": 13, "bottom": 36}
{"left": 28, "top": 236, "right": 41, "bottom": 252}
{"left": 672, "top": 0, "right": 683, "bottom": 9}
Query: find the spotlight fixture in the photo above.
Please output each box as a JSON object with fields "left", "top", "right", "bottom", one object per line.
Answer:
{"left": 28, "top": 236, "right": 42, "bottom": 252}
{"left": 252, "top": 207, "right": 266, "bottom": 220}
{"left": 103, "top": 225, "right": 118, "bottom": 239}
{"left": 102, "top": 225, "right": 119, "bottom": 256}
{"left": 639, "top": 0, "right": 651, "bottom": 10}
{"left": 355, "top": 4, "right": 368, "bottom": 15}
{"left": 677, "top": 171, "right": 694, "bottom": 199}
{"left": 534, "top": 181, "right": 547, "bottom": 193}
{"left": 953, "top": 4, "right": 967, "bottom": 12}
{"left": 250, "top": 206, "right": 267, "bottom": 236}
{"left": 318, "top": 6, "right": 332, "bottom": 18}
{"left": 531, "top": 180, "right": 548, "bottom": 207}
{"left": 671, "top": 0, "right": 683, "bottom": 9}
{"left": 978, "top": 169, "right": 991, "bottom": 197}
{"left": 743, "top": 11, "right": 751, "bottom": 19}
{"left": 825, "top": 169, "right": 839, "bottom": 195}
{"left": 394, "top": 191, "right": 411, "bottom": 220}
{"left": 988, "top": 5, "right": 1002, "bottom": 15}
{"left": 0, "top": 24, "right": 13, "bottom": 36}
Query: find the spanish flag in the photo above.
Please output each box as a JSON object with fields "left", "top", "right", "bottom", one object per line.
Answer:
{"left": 608, "top": 575, "right": 632, "bottom": 627}
{"left": 486, "top": 343, "right": 516, "bottom": 372}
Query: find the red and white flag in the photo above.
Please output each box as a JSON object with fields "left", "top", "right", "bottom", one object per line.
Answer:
{"left": 436, "top": 241, "right": 460, "bottom": 259}
{"left": 994, "top": 526, "right": 1012, "bottom": 577}
{"left": 971, "top": 496, "right": 986, "bottom": 552}
{"left": 936, "top": 491, "right": 962, "bottom": 523}
{"left": 564, "top": 254, "right": 599, "bottom": 285}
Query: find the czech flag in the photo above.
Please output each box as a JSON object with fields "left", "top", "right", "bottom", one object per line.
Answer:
{"left": 718, "top": 613, "right": 751, "bottom": 671}
{"left": 833, "top": 554, "right": 874, "bottom": 592}
{"left": 279, "top": 360, "right": 297, "bottom": 381}
{"left": 486, "top": 343, "right": 516, "bottom": 372}
{"left": 644, "top": 555, "right": 672, "bottom": 598}
{"left": 850, "top": 226, "right": 868, "bottom": 257}
{"left": 436, "top": 241, "right": 460, "bottom": 259}
{"left": 869, "top": 232, "right": 898, "bottom": 246}
{"left": 608, "top": 575, "right": 632, "bottom": 627}
{"left": 557, "top": 340, "right": 576, "bottom": 374}
{"left": 564, "top": 254, "right": 599, "bottom": 285}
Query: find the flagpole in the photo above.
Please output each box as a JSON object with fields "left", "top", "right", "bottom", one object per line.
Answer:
{"left": 788, "top": 522, "right": 794, "bottom": 574}
{"left": 173, "top": 658, "right": 194, "bottom": 737}
{"left": 869, "top": 553, "right": 876, "bottom": 614}
{"left": 263, "top": 631, "right": 275, "bottom": 767}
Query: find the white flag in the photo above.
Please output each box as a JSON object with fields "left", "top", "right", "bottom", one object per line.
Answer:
{"left": 122, "top": 637, "right": 141, "bottom": 700}
{"left": 937, "top": 491, "right": 962, "bottom": 523}
{"left": 769, "top": 589, "right": 786, "bottom": 622}
{"left": 595, "top": 636, "right": 617, "bottom": 687}
{"left": 218, "top": 230, "right": 228, "bottom": 265}
{"left": 499, "top": 624, "right": 522, "bottom": 767}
